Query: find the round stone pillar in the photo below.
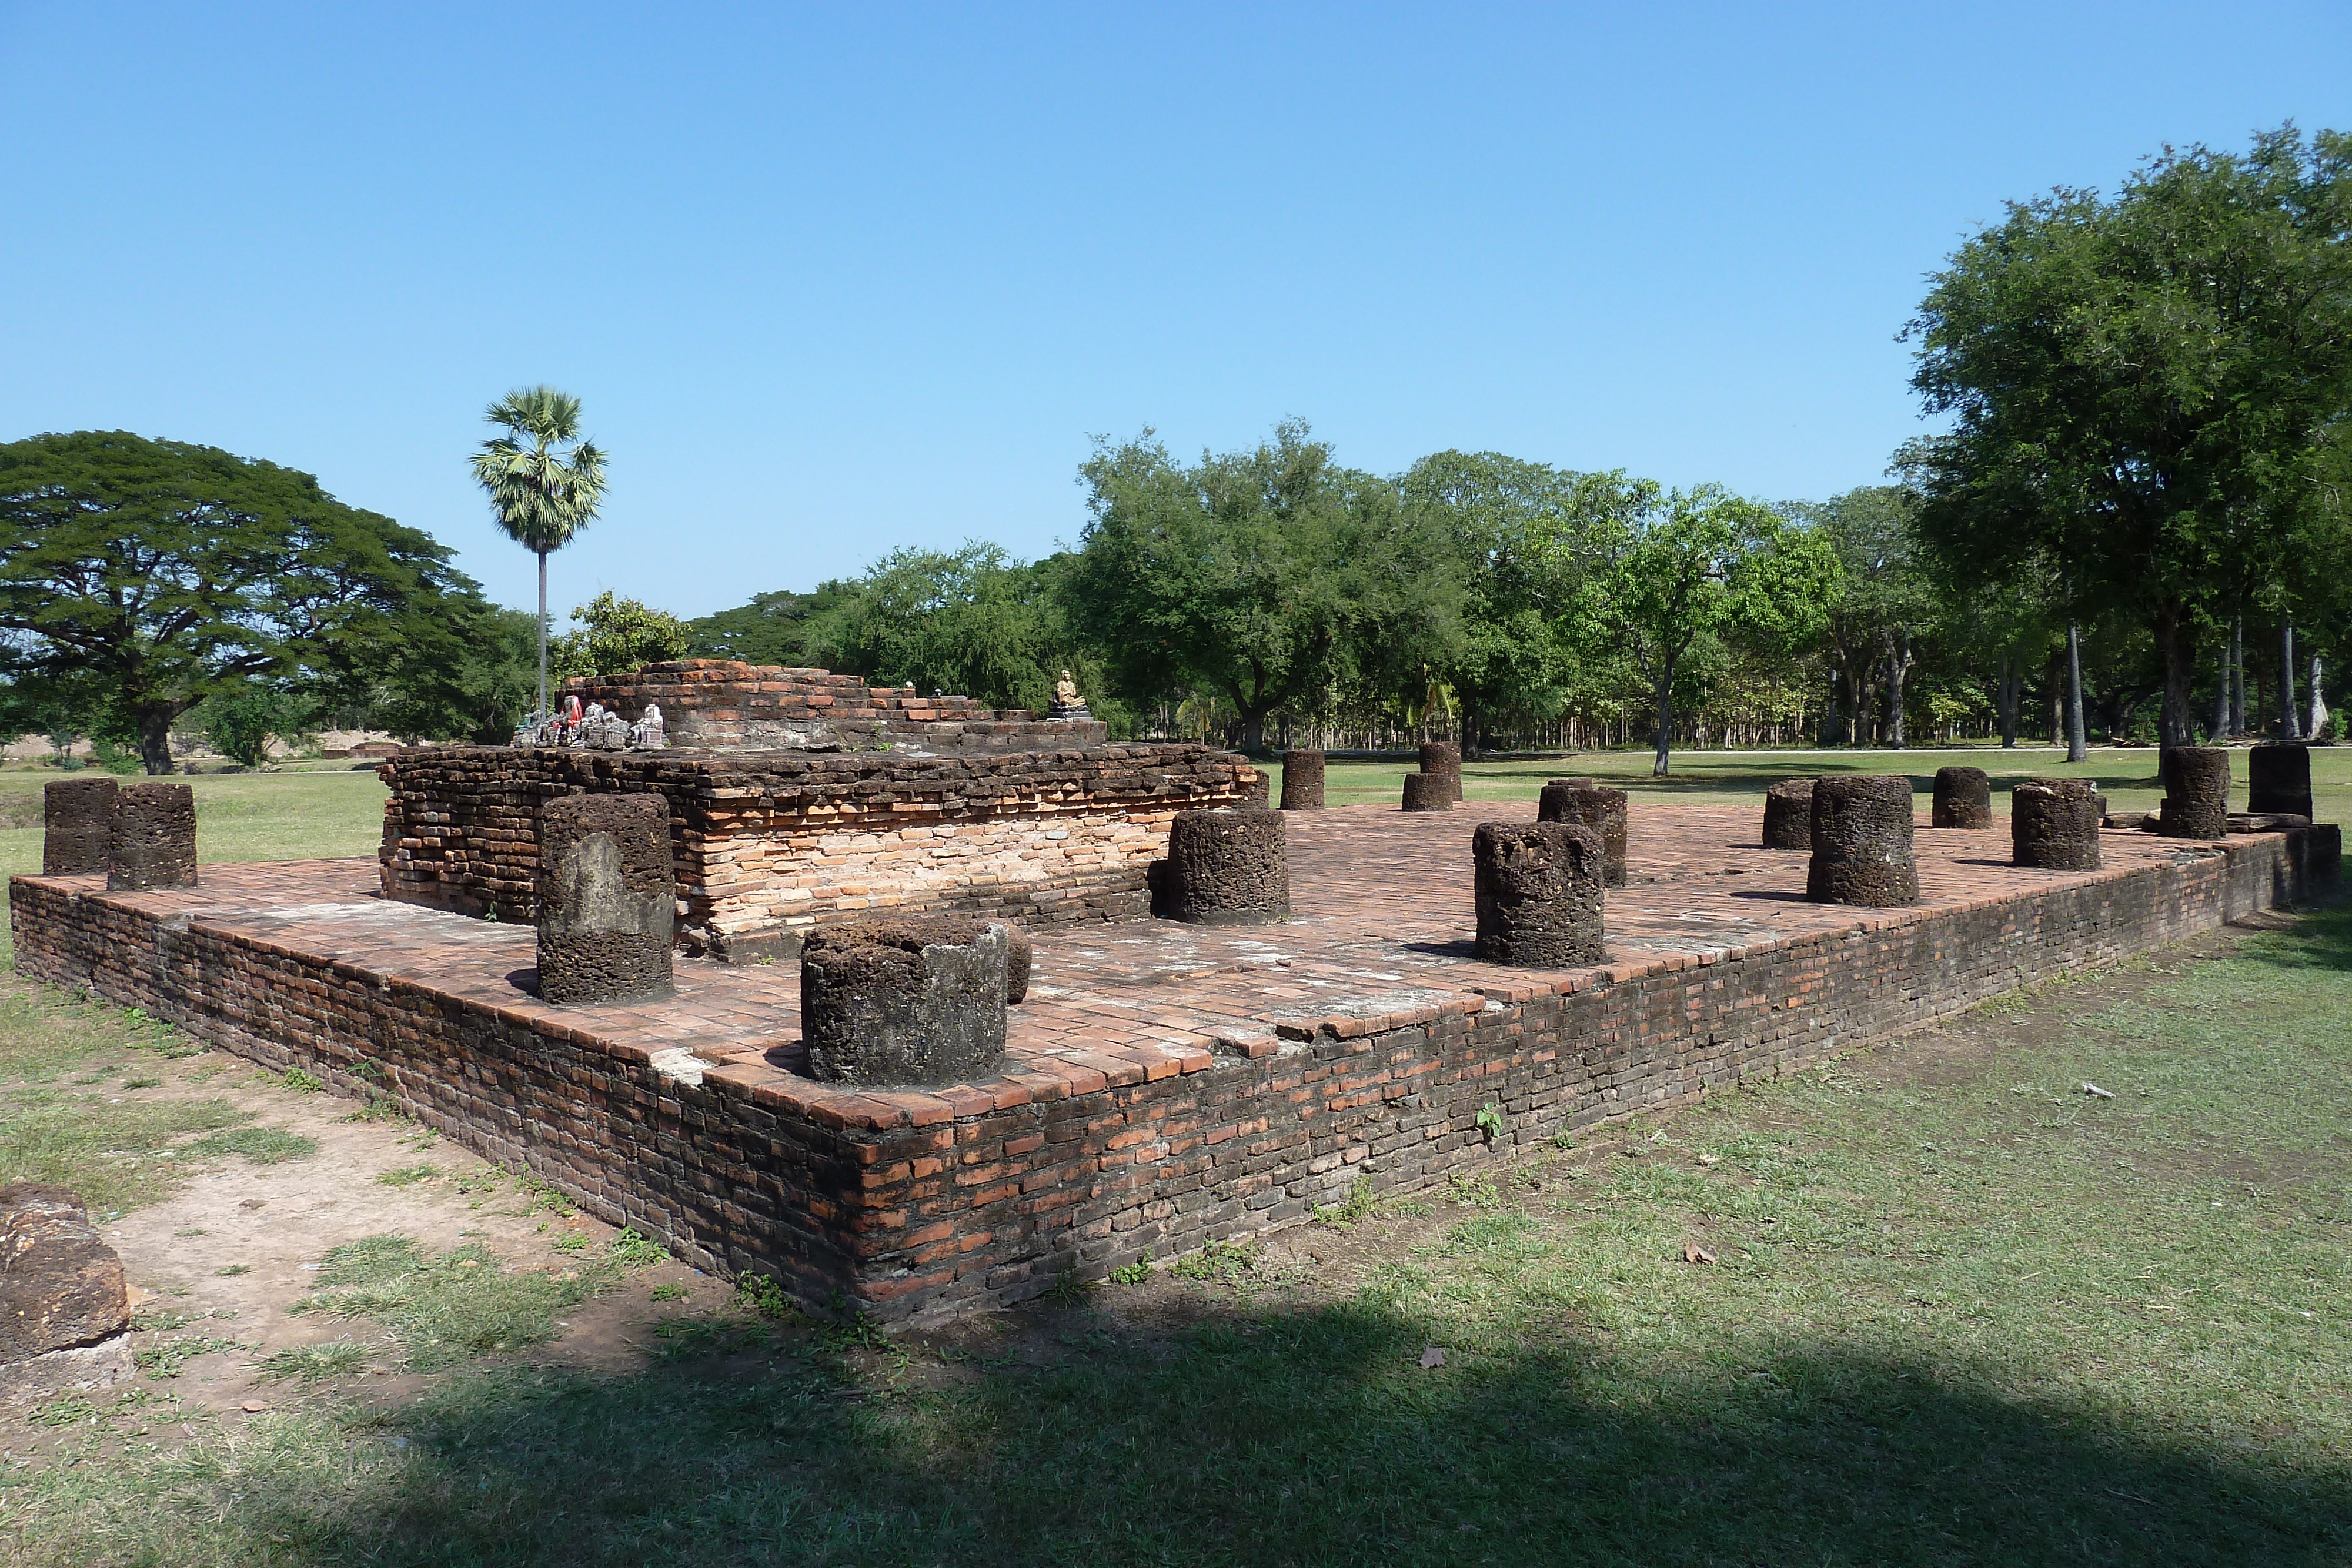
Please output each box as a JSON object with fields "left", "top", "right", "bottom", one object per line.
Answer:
{"left": 1417, "top": 741, "right": 1462, "bottom": 803}
{"left": 2160, "top": 747, "right": 2230, "bottom": 840}
{"left": 1237, "top": 767, "right": 1271, "bottom": 808}
{"left": 1536, "top": 780, "right": 1627, "bottom": 887}
{"left": 1473, "top": 821, "right": 1605, "bottom": 967}
{"left": 1806, "top": 775, "right": 1918, "bottom": 907}
{"left": 1164, "top": 807, "right": 1289, "bottom": 924}
{"left": 1004, "top": 925, "right": 1033, "bottom": 1005}
{"left": 2012, "top": 779, "right": 2102, "bottom": 870}
{"left": 1279, "top": 750, "right": 1325, "bottom": 810}
{"left": 108, "top": 782, "right": 196, "bottom": 891}
{"left": 2248, "top": 743, "right": 2313, "bottom": 819}
{"left": 1401, "top": 773, "right": 1453, "bottom": 812}
{"left": 1930, "top": 765, "right": 1992, "bottom": 828}
{"left": 1762, "top": 777, "right": 1813, "bottom": 850}
{"left": 43, "top": 778, "right": 117, "bottom": 876}
{"left": 536, "top": 793, "right": 676, "bottom": 1006}
{"left": 801, "top": 918, "right": 1009, "bottom": 1085}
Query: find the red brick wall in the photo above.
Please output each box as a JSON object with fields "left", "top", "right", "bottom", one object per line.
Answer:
{"left": 12, "top": 829, "right": 2335, "bottom": 1325}
{"left": 563, "top": 660, "right": 1107, "bottom": 753}
{"left": 377, "top": 743, "right": 1257, "bottom": 959}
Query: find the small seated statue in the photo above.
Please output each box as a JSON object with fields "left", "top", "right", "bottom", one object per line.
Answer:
{"left": 630, "top": 701, "right": 666, "bottom": 750}
{"left": 1049, "top": 668, "right": 1090, "bottom": 719}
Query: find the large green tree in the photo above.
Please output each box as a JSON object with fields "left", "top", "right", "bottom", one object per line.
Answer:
{"left": 1068, "top": 422, "right": 1436, "bottom": 753}
{"left": 1903, "top": 126, "right": 2352, "bottom": 744}
{"left": 0, "top": 430, "right": 484, "bottom": 773}
{"left": 470, "top": 386, "right": 607, "bottom": 721}
{"left": 1590, "top": 485, "right": 1839, "bottom": 775}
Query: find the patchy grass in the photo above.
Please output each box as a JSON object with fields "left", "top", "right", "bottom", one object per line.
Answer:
{"left": 289, "top": 1233, "right": 616, "bottom": 1371}
{"left": 256, "top": 1340, "right": 373, "bottom": 1383}
{"left": 375, "top": 1162, "right": 443, "bottom": 1188}
{"left": 179, "top": 1125, "right": 318, "bottom": 1165}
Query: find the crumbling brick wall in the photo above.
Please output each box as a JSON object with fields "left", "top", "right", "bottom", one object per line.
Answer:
{"left": 377, "top": 743, "right": 1256, "bottom": 959}
{"left": 563, "top": 660, "right": 1106, "bottom": 754}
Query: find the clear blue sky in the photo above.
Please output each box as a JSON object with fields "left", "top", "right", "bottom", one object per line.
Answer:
{"left": 4, "top": 3, "right": 2347, "bottom": 620}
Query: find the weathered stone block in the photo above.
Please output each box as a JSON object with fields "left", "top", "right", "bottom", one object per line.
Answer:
{"left": 43, "top": 778, "right": 116, "bottom": 877}
{"left": 1005, "top": 925, "right": 1033, "bottom": 1005}
{"left": 1418, "top": 741, "right": 1462, "bottom": 803}
{"left": 1536, "top": 781, "right": 1628, "bottom": 887}
{"left": 1164, "top": 808, "right": 1288, "bottom": 925}
{"left": 1930, "top": 765, "right": 1992, "bottom": 829}
{"left": 1401, "top": 773, "right": 1452, "bottom": 813}
{"left": 1762, "top": 777, "right": 1813, "bottom": 850}
{"left": 1280, "top": 750, "right": 1325, "bottom": 811}
{"left": 1, "top": 1184, "right": 129, "bottom": 1363}
{"left": 537, "top": 793, "right": 675, "bottom": 1005}
{"left": 1237, "top": 768, "right": 1271, "bottom": 808}
{"left": 2249, "top": 743, "right": 2314, "bottom": 820}
{"left": 1473, "top": 821, "right": 1605, "bottom": 967}
{"left": 2161, "top": 747, "right": 2230, "bottom": 841}
{"left": 108, "top": 781, "right": 195, "bottom": 891}
{"left": 1807, "top": 775, "right": 1918, "bottom": 907}
{"left": 801, "top": 917, "right": 1008, "bottom": 1085}
{"left": 2013, "top": 779, "right": 2101, "bottom": 870}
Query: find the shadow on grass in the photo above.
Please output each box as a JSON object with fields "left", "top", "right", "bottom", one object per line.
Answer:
{"left": 151, "top": 1292, "right": 2348, "bottom": 1568}
{"left": 2228, "top": 900, "right": 2352, "bottom": 973}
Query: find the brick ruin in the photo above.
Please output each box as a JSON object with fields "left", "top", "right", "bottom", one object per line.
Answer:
{"left": 12, "top": 802, "right": 2339, "bottom": 1325}
{"left": 562, "top": 660, "right": 1107, "bottom": 754}
{"left": 379, "top": 742, "right": 1256, "bottom": 961}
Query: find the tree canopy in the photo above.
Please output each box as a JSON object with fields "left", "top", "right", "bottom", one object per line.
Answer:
{"left": 0, "top": 430, "right": 489, "bottom": 771}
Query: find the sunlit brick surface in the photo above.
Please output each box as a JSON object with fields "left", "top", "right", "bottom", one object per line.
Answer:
{"left": 12, "top": 803, "right": 2337, "bottom": 1323}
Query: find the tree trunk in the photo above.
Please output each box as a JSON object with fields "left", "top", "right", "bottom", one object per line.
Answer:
{"left": 2279, "top": 622, "right": 2300, "bottom": 740}
{"left": 536, "top": 550, "right": 550, "bottom": 720}
{"left": 1997, "top": 654, "right": 2019, "bottom": 748}
{"left": 2310, "top": 653, "right": 2328, "bottom": 741}
{"left": 138, "top": 703, "right": 176, "bottom": 776}
{"left": 2209, "top": 638, "right": 2230, "bottom": 742}
{"left": 1885, "top": 628, "right": 1913, "bottom": 748}
{"left": 2153, "top": 610, "right": 2193, "bottom": 747}
{"left": 1241, "top": 709, "right": 1267, "bottom": 755}
{"left": 1652, "top": 660, "right": 1674, "bottom": 778}
{"left": 1822, "top": 680, "right": 1840, "bottom": 747}
{"left": 2066, "top": 624, "right": 2089, "bottom": 763}
{"left": 2230, "top": 617, "right": 2246, "bottom": 737}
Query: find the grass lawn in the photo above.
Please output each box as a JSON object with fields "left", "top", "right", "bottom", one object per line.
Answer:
{"left": 0, "top": 757, "right": 2346, "bottom": 1564}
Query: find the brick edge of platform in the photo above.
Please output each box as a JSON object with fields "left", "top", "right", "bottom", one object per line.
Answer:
{"left": 10, "top": 827, "right": 2338, "bottom": 1325}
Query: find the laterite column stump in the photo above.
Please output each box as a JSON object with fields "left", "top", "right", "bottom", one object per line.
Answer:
{"left": 2160, "top": 747, "right": 2230, "bottom": 841}
{"left": 1417, "top": 741, "right": 1462, "bottom": 803}
{"left": 1537, "top": 780, "right": 1628, "bottom": 887}
{"left": 108, "top": 782, "right": 196, "bottom": 891}
{"left": 2012, "top": 779, "right": 2102, "bottom": 870}
{"left": 536, "top": 793, "right": 676, "bottom": 1005}
{"left": 1401, "top": 774, "right": 1453, "bottom": 813}
{"left": 1806, "top": 775, "right": 1918, "bottom": 907}
{"left": 1279, "top": 750, "right": 1325, "bottom": 811}
{"left": 1762, "top": 778, "right": 1813, "bottom": 850}
{"left": 1473, "top": 821, "right": 1605, "bottom": 968}
{"left": 43, "top": 778, "right": 116, "bottom": 877}
{"left": 1930, "top": 766, "right": 1992, "bottom": 829}
{"left": 800, "top": 918, "right": 1010, "bottom": 1085}
{"left": 2249, "top": 743, "right": 2314, "bottom": 820}
{"left": 1162, "top": 808, "right": 1289, "bottom": 925}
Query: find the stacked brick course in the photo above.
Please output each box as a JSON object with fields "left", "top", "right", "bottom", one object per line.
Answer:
{"left": 378, "top": 743, "right": 1254, "bottom": 959}
{"left": 563, "top": 660, "right": 1107, "bottom": 753}
{"left": 12, "top": 807, "right": 2336, "bottom": 1326}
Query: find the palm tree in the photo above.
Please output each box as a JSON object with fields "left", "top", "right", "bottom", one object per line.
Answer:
{"left": 469, "top": 386, "right": 607, "bottom": 720}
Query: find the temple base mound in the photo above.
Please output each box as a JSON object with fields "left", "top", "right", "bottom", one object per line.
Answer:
{"left": 11, "top": 804, "right": 2337, "bottom": 1325}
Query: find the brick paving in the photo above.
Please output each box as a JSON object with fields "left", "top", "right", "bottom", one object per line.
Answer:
{"left": 28, "top": 801, "right": 2231, "bottom": 1118}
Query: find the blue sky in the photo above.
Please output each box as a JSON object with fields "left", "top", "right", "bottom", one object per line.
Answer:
{"left": 4, "top": 3, "right": 2347, "bottom": 620}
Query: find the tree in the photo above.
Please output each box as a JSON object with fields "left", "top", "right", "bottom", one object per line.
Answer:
{"left": 198, "top": 680, "right": 315, "bottom": 767}
{"left": 1589, "top": 486, "right": 1839, "bottom": 776}
{"left": 470, "top": 387, "right": 607, "bottom": 720}
{"left": 1068, "top": 422, "right": 1424, "bottom": 753}
{"left": 551, "top": 591, "right": 689, "bottom": 681}
{"left": 0, "top": 431, "right": 484, "bottom": 773}
{"left": 1793, "top": 487, "right": 1938, "bottom": 747}
{"left": 686, "top": 586, "right": 850, "bottom": 668}
{"left": 1903, "top": 126, "right": 2352, "bottom": 744}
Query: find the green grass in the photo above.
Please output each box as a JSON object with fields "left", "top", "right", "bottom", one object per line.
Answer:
{"left": 181, "top": 1125, "right": 318, "bottom": 1165}
{"left": 1258, "top": 743, "right": 2352, "bottom": 823}
{"left": 288, "top": 1233, "right": 617, "bottom": 1372}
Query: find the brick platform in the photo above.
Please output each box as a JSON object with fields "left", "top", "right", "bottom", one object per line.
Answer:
{"left": 12, "top": 804, "right": 2337, "bottom": 1324}
{"left": 562, "top": 660, "right": 1108, "bottom": 753}
{"left": 377, "top": 743, "right": 1255, "bottom": 960}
